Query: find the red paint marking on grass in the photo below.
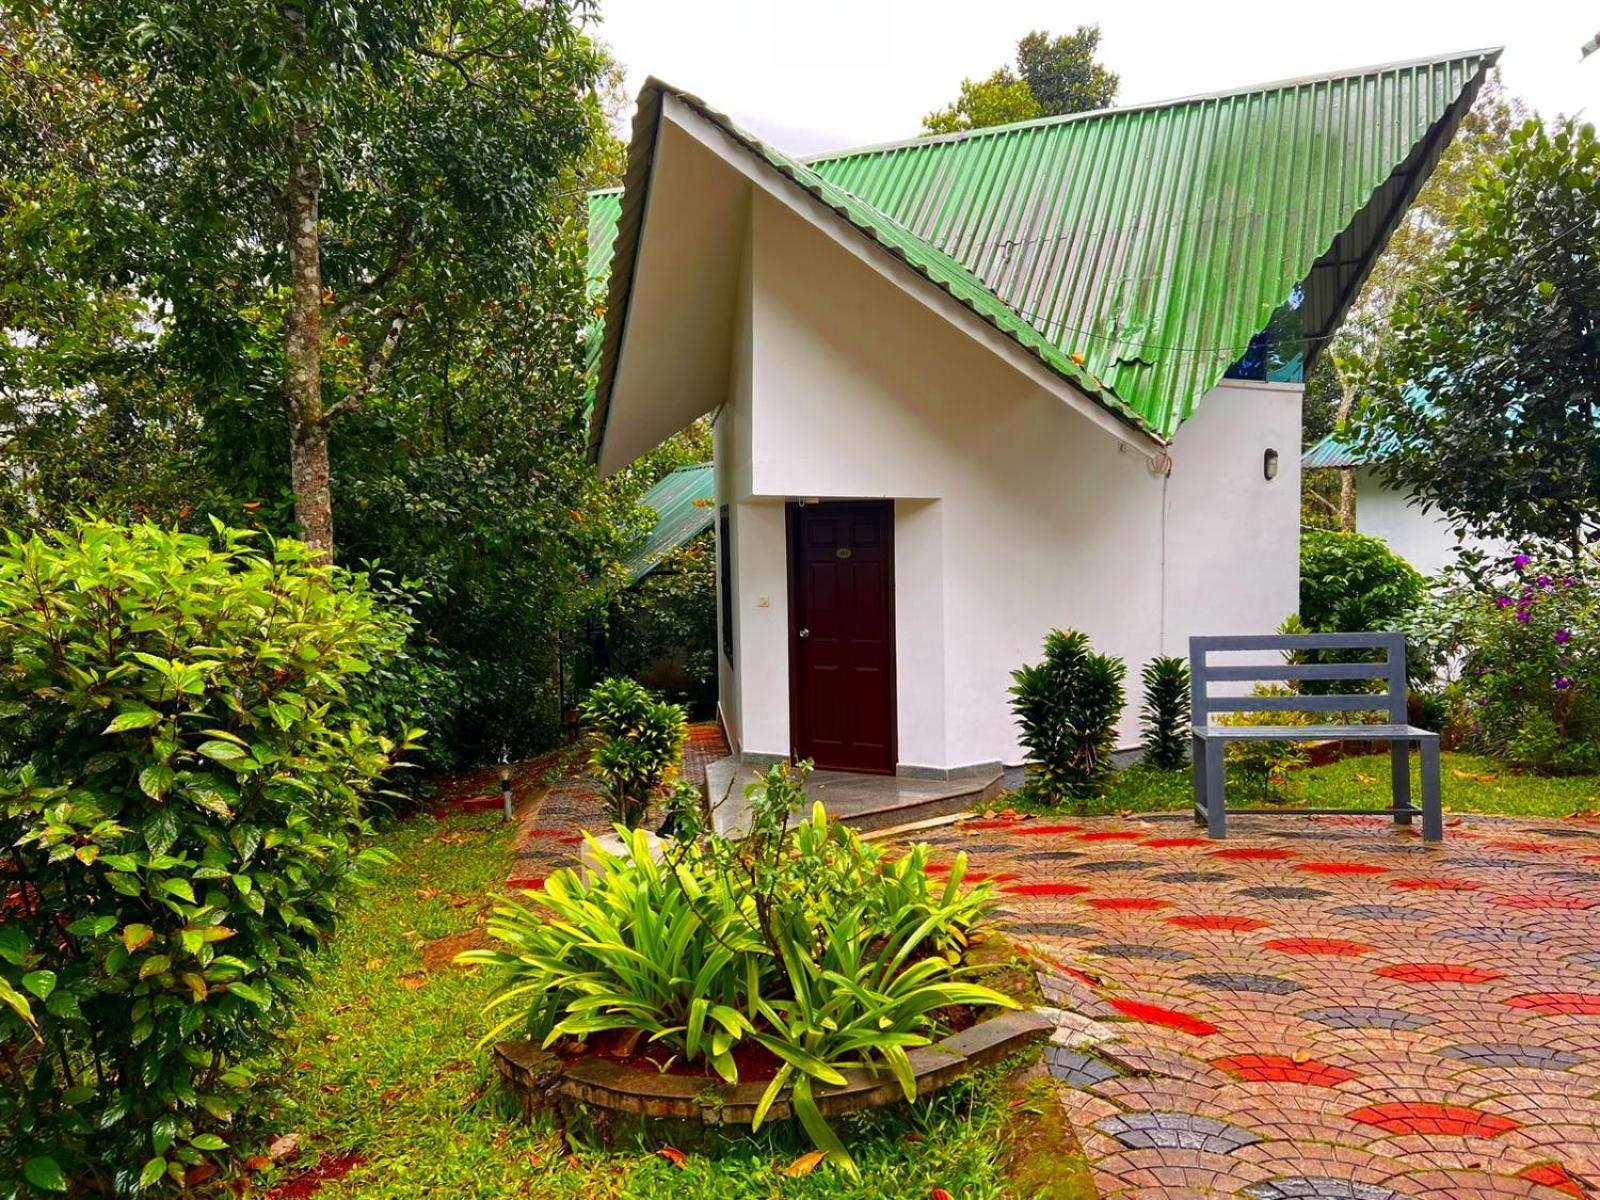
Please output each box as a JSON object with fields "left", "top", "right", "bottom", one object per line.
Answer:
{"left": 1165, "top": 914, "right": 1269, "bottom": 932}
{"left": 1210, "top": 1054, "right": 1357, "bottom": 1086}
{"left": 1083, "top": 897, "right": 1171, "bottom": 911}
{"left": 1141, "top": 836, "right": 1210, "bottom": 848}
{"left": 1263, "top": 937, "right": 1372, "bottom": 957}
{"left": 1518, "top": 1163, "right": 1585, "bottom": 1197}
{"left": 1375, "top": 963, "right": 1504, "bottom": 984}
{"left": 1208, "top": 847, "right": 1296, "bottom": 861}
{"left": 268, "top": 1153, "right": 368, "bottom": 1199}
{"left": 1390, "top": 877, "right": 1482, "bottom": 891}
{"left": 1345, "top": 1102, "right": 1519, "bottom": 1139}
{"left": 1107, "top": 998, "right": 1219, "bottom": 1037}
{"left": 1010, "top": 823, "right": 1087, "bottom": 836}
{"left": 1507, "top": 992, "right": 1600, "bottom": 1015}
{"left": 1002, "top": 882, "right": 1092, "bottom": 897}
{"left": 1077, "top": 831, "right": 1143, "bottom": 842}
{"left": 1492, "top": 894, "right": 1597, "bottom": 910}
{"left": 1293, "top": 862, "right": 1391, "bottom": 876}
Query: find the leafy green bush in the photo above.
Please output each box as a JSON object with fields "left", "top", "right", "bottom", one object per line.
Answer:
{"left": 1300, "top": 531, "right": 1425, "bottom": 631}
{"left": 1010, "top": 630, "right": 1126, "bottom": 804}
{"left": 1139, "top": 657, "right": 1190, "bottom": 771}
{"left": 0, "top": 520, "right": 420, "bottom": 1195}
{"left": 579, "top": 676, "right": 687, "bottom": 827}
{"left": 1220, "top": 685, "right": 1312, "bottom": 801}
{"left": 465, "top": 767, "right": 1013, "bottom": 1173}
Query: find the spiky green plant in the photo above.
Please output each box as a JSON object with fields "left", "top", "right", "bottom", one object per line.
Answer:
{"left": 1139, "top": 656, "right": 1191, "bottom": 770}
{"left": 578, "top": 676, "right": 687, "bottom": 826}
{"left": 1009, "top": 629, "right": 1126, "bottom": 804}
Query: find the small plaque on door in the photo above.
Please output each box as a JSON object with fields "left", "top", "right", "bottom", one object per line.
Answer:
{"left": 835, "top": 547, "right": 852, "bottom": 560}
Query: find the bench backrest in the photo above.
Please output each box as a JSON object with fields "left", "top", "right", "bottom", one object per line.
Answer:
{"left": 1189, "top": 632, "right": 1408, "bottom": 726}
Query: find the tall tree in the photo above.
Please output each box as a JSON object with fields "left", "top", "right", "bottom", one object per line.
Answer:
{"left": 922, "top": 24, "right": 1117, "bottom": 136}
{"left": 1354, "top": 119, "right": 1600, "bottom": 556}
{"left": 43, "top": 0, "right": 605, "bottom": 557}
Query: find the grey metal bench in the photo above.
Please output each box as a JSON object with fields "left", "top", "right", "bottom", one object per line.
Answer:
{"left": 1189, "top": 632, "right": 1442, "bottom": 842}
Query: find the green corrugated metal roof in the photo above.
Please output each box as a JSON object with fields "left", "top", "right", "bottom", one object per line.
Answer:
{"left": 586, "top": 190, "right": 622, "bottom": 400}
{"left": 587, "top": 50, "right": 1497, "bottom": 451}
{"left": 1302, "top": 432, "right": 1367, "bottom": 469}
{"left": 622, "top": 463, "right": 715, "bottom": 584}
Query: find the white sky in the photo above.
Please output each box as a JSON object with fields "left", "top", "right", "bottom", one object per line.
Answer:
{"left": 594, "top": 0, "right": 1600, "bottom": 155}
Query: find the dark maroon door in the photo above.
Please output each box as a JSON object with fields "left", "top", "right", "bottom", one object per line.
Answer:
{"left": 790, "top": 501, "right": 896, "bottom": 774}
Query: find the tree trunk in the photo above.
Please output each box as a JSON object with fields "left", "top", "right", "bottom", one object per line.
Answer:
{"left": 284, "top": 120, "right": 334, "bottom": 558}
{"left": 1332, "top": 360, "right": 1357, "bottom": 532}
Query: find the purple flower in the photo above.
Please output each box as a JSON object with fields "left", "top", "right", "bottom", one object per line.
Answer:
{"left": 1555, "top": 676, "right": 1572, "bottom": 691}
{"left": 1496, "top": 595, "right": 1514, "bottom": 608}
{"left": 1556, "top": 629, "right": 1573, "bottom": 645}
{"left": 1538, "top": 575, "right": 1552, "bottom": 587}
{"left": 1514, "top": 553, "right": 1532, "bottom": 569}
{"left": 1516, "top": 608, "right": 1532, "bottom": 623}
{"left": 1564, "top": 577, "right": 1577, "bottom": 587}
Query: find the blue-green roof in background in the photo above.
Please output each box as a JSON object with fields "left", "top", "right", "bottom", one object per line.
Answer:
{"left": 622, "top": 463, "right": 715, "bottom": 585}
{"left": 1302, "top": 432, "right": 1369, "bottom": 469}
{"left": 587, "top": 50, "right": 1497, "bottom": 450}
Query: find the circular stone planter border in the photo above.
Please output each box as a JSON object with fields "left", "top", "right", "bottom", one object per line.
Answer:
{"left": 493, "top": 1008, "right": 1051, "bottom": 1139}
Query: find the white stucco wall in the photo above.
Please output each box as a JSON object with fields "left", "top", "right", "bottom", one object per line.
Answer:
{"left": 1354, "top": 467, "right": 1504, "bottom": 578}
{"left": 712, "top": 191, "right": 1302, "bottom": 769}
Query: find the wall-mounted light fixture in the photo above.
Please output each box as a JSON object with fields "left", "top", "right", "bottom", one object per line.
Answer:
{"left": 1263, "top": 448, "right": 1280, "bottom": 481}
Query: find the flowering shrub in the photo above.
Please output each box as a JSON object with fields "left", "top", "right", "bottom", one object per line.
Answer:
{"left": 1451, "top": 554, "right": 1600, "bottom": 774}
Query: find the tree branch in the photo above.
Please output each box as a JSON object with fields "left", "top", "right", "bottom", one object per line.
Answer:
{"left": 323, "top": 307, "right": 410, "bottom": 424}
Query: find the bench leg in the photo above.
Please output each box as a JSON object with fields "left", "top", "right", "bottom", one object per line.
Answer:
{"left": 1192, "top": 735, "right": 1207, "bottom": 828}
{"left": 1391, "top": 741, "right": 1413, "bottom": 826}
{"left": 1419, "top": 738, "right": 1443, "bottom": 843}
{"left": 1204, "top": 743, "right": 1227, "bottom": 839}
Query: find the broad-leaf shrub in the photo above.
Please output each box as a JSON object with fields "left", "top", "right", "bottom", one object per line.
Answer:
{"left": 465, "top": 769, "right": 1013, "bottom": 1174}
{"left": 1300, "top": 531, "right": 1425, "bottom": 632}
{"left": 1138, "top": 657, "right": 1190, "bottom": 771}
{"left": 0, "top": 521, "right": 419, "bottom": 1195}
{"left": 1010, "top": 630, "right": 1126, "bottom": 804}
{"left": 579, "top": 676, "right": 686, "bottom": 827}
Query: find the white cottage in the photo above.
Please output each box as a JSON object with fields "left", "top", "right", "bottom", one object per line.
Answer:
{"left": 586, "top": 52, "right": 1498, "bottom": 804}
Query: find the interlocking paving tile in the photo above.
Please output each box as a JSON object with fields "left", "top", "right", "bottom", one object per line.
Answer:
{"left": 1531, "top": 826, "right": 1600, "bottom": 838}
{"left": 1438, "top": 1043, "right": 1585, "bottom": 1070}
{"left": 1211, "top": 847, "right": 1298, "bottom": 860}
{"left": 1300, "top": 1004, "right": 1432, "bottom": 1031}
{"left": 1294, "top": 862, "right": 1392, "bottom": 876}
{"left": 1517, "top": 1162, "right": 1587, "bottom": 1196}
{"left": 1072, "top": 858, "right": 1161, "bottom": 873}
{"left": 1538, "top": 868, "right": 1600, "bottom": 883}
{"left": 1166, "top": 914, "right": 1270, "bottom": 931}
{"left": 1004, "top": 920, "right": 1100, "bottom": 939}
{"left": 1105, "top": 998, "right": 1219, "bottom": 1036}
{"left": 1094, "top": 1111, "right": 1261, "bottom": 1153}
{"left": 1506, "top": 992, "right": 1600, "bottom": 1015}
{"left": 1447, "top": 926, "right": 1553, "bottom": 945}
{"left": 1450, "top": 855, "right": 1527, "bottom": 869}
{"left": 1264, "top": 937, "right": 1373, "bottom": 956}
{"left": 1046, "top": 1046, "right": 1124, "bottom": 1088}
{"left": 1331, "top": 903, "right": 1437, "bottom": 921}
{"left": 1566, "top": 951, "right": 1600, "bottom": 967}
{"left": 1027, "top": 849, "right": 1087, "bottom": 861}
{"left": 1244, "top": 1180, "right": 1406, "bottom": 1200}
{"left": 1087, "top": 942, "right": 1194, "bottom": 962}
{"left": 1375, "top": 963, "right": 1503, "bottom": 983}
{"left": 1084, "top": 897, "right": 1171, "bottom": 911}
{"left": 1151, "top": 870, "right": 1235, "bottom": 883}
{"left": 1344, "top": 1102, "right": 1520, "bottom": 1138}
{"left": 1211, "top": 1054, "right": 1358, "bottom": 1085}
{"left": 1002, "top": 881, "right": 1093, "bottom": 897}
{"left": 1237, "top": 885, "right": 1333, "bottom": 900}
{"left": 1185, "top": 971, "right": 1304, "bottom": 995}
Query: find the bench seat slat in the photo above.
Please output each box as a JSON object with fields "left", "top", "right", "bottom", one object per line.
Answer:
{"left": 1202, "top": 693, "right": 1393, "bottom": 713}
{"left": 1192, "top": 723, "right": 1435, "bottom": 741}
{"left": 1192, "top": 632, "right": 1404, "bottom": 652}
{"left": 1205, "top": 662, "right": 1389, "bottom": 682}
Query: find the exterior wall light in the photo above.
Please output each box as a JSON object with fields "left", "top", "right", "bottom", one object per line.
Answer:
{"left": 1263, "top": 448, "right": 1280, "bottom": 481}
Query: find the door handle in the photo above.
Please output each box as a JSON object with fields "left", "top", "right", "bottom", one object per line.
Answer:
{"left": 798, "top": 628, "right": 810, "bottom": 639}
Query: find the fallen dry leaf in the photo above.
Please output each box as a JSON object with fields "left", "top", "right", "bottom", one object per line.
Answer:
{"left": 784, "top": 1150, "right": 826, "bottom": 1177}
{"left": 267, "top": 1133, "right": 301, "bottom": 1162}
{"left": 658, "top": 1146, "right": 688, "bottom": 1169}
{"left": 1354, "top": 773, "right": 1375, "bottom": 784}
{"left": 399, "top": 975, "right": 427, "bottom": 990}
{"left": 365, "top": 957, "right": 385, "bottom": 970}
{"left": 415, "top": 887, "right": 440, "bottom": 900}
{"left": 240, "top": 1156, "right": 272, "bottom": 1173}
{"left": 902, "top": 1132, "right": 926, "bottom": 1144}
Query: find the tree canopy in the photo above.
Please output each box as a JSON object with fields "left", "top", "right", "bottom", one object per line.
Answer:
{"left": 922, "top": 25, "right": 1117, "bottom": 135}
{"left": 1354, "top": 119, "right": 1600, "bottom": 556}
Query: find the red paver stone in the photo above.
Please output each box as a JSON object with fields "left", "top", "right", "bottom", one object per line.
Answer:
{"left": 1293, "top": 862, "right": 1391, "bottom": 876}
{"left": 1011, "top": 823, "right": 1087, "bottom": 835}
{"left": 1374, "top": 963, "right": 1504, "bottom": 984}
{"left": 1210, "top": 1054, "right": 1359, "bottom": 1086}
{"left": 1079, "top": 831, "right": 1144, "bottom": 842}
{"left": 1507, "top": 992, "right": 1600, "bottom": 1015}
{"left": 1491, "top": 895, "right": 1597, "bottom": 910}
{"left": 1264, "top": 937, "right": 1373, "bottom": 956}
{"left": 1210, "top": 847, "right": 1297, "bottom": 860}
{"left": 1517, "top": 1163, "right": 1585, "bottom": 1197}
{"left": 1085, "top": 897, "right": 1172, "bottom": 911}
{"left": 1142, "top": 836, "right": 1211, "bottom": 848}
{"left": 1345, "top": 1102, "right": 1521, "bottom": 1139}
{"left": 1107, "top": 998, "right": 1220, "bottom": 1037}
{"left": 1165, "top": 914, "right": 1270, "bottom": 932}
{"left": 1390, "top": 877, "right": 1483, "bottom": 891}
{"left": 1003, "top": 881, "right": 1093, "bottom": 897}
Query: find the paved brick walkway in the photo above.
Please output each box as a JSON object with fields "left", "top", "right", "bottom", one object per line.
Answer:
{"left": 906, "top": 812, "right": 1600, "bottom": 1199}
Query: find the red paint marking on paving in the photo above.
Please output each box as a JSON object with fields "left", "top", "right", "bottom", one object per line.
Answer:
{"left": 1486, "top": 840, "right": 1564, "bottom": 853}
{"left": 1210, "top": 1054, "right": 1358, "bottom": 1086}
{"left": 506, "top": 877, "right": 545, "bottom": 891}
{"left": 1078, "top": 830, "right": 1143, "bottom": 842}
{"left": 1492, "top": 894, "right": 1597, "bottom": 910}
{"left": 1293, "top": 861, "right": 1390, "bottom": 875}
{"left": 1165, "top": 914, "right": 1269, "bottom": 932}
{"left": 1107, "top": 998, "right": 1219, "bottom": 1037}
{"left": 1011, "top": 823, "right": 1087, "bottom": 836}
{"left": 1390, "top": 877, "right": 1482, "bottom": 891}
{"left": 1209, "top": 847, "right": 1296, "bottom": 860}
{"left": 1141, "top": 836, "right": 1211, "bottom": 848}
{"left": 1345, "top": 1102, "right": 1520, "bottom": 1139}
{"left": 1507, "top": 992, "right": 1600, "bottom": 1014}
{"left": 1375, "top": 963, "right": 1504, "bottom": 984}
{"left": 1518, "top": 1162, "right": 1586, "bottom": 1197}
{"left": 1263, "top": 937, "right": 1373, "bottom": 956}
{"left": 1003, "top": 881, "right": 1092, "bottom": 897}
{"left": 1084, "top": 897, "right": 1171, "bottom": 911}
{"left": 958, "top": 819, "right": 1024, "bottom": 831}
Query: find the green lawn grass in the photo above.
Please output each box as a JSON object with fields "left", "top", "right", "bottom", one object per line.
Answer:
{"left": 1009, "top": 753, "right": 1600, "bottom": 821}
{"left": 256, "top": 810, "right": 1083, "bottom": 1199}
